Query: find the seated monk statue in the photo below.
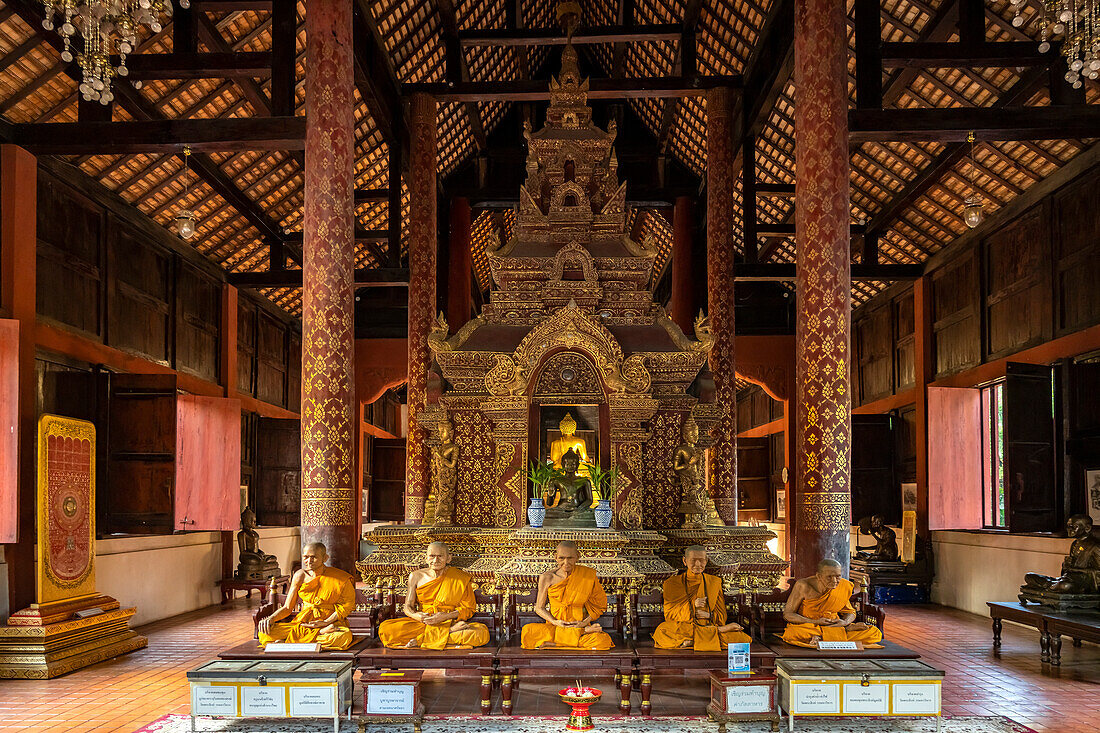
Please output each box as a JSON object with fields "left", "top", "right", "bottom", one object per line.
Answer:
{"left": 781, "top": 558, "right": 883, "bottom": 649}
{"left": 258, "top": 542, "right": 355, "bottom": 651}
{"left": 855, "top": 515, "right": 900, "bottom": 563}
{"left": 521, "top": 541, "right": 614, "bottom": 650}
{"left": 1023, "top": 514, "right": 1100, "bottom": 594}
{"left": 378, "top": 541, "right": 491, "bottom": 649}
{"left": 653, "top": 545, "right": 751, "bottom": 650}
{"left": 235, "top": 506, "right": 280, "bottom": 581}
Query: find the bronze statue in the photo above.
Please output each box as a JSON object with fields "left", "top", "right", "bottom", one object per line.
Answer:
{"left": 673, "top": 417, "right": 707, "bottom": 528}
{"left": 426, "top": 419, "right": 458, "bottom": 526}
{"left": 855, "top": 515, "right": 900, "bottom": 562}
{"left": 1022, "top": 514, "right": 1100, "bottom": 597}
{"left": 545, "top": 449, "right": 593, "bottom": 512}
{"left": 234, "top": 507, "right": 280, "bottom": 581}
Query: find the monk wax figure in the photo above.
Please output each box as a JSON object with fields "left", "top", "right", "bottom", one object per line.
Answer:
{"left": 378, "top": 541, "right": 490, "bottom": 649}
{"left": 258, "top": 542, "right": 356, "bottom": 651}
{"left": 653, "top": 545, "right": 751, "bottom": 650}
{"left": 521, "top": 541, "right": 614, "bottom": 650}
{"left": 780, "top": 558, "right": 884, "bottom": 649}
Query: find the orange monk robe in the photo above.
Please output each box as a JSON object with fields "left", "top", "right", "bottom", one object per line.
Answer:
{"left": 652, "top": 571, "right": 752, "bottom": 651}
{"left": 521, "top": 565, "right": 614, "bottom": 650}
{"left": 780, "top": 578, "right": 884, "bottom": 649}
{"left": 377, "top": 567, "right": 490, "bottom": 649}
{"left": 258, "top": 567, "right": 356, "bottom": 651}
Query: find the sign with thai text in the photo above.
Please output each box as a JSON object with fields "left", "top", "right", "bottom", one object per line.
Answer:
{"left": 791, "top": 683, "right": 840, "bottom": 714}
{"left": 725, "top": 684, "right": 772, "bottom": 713}
{"left": 816, "top": 640, "right": 860, "bottom": 650}
{"left": 842, "top": 683, "right": 889, "bottom": 714}
{"left": 727, "top": 642, "right": 751, "bottom": 673}
{"left": 191, "top": 685, "right": 237, "bottom": 716}
{"left": 241, "top": 686, "right": 286, "bottom": 717}
{"left": 366, "top": 684, "right": 415, "bottom": 715}
{"left": 290, "top": 687, "right": 335, "bottom": 717}
{"left": 892, "top": 683, "right": 940, "bottom": 714}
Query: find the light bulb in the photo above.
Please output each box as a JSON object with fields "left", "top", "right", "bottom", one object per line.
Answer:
{"left": 963, "top": 196, "right": 984, "bottom": 229}
{"left": 176, "top": 211, "right": 196, "bottom": 240}
{"left": 1039, "top": 41, "right": 1051, "bottom": 53}
{"left": 61, "top": 49, "right": 73, "bottom": 62}
{"left": 181, "top": 0, "right": 190, "bottom": 7}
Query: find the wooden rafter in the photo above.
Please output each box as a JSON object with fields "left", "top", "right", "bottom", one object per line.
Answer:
{"left": 433, "top": 0, "right": 487, "bottom": 151}
{"left": 405, "top": 74, "right": 742, "bottom": 101}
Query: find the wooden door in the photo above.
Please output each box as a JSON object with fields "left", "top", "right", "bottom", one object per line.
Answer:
{"left": 175, "top": 395, "right": 241, "bottom": 530}
{"left": 371, "top": 438, "right": 406, "bottom": 521}
{"left": 736, "top": 437, "right": 770, "bottom": 520}
{"left": 254, "top": 417, "right": 301, "bottom": 526}
{"left": 928, "top": 386, "right": 983, "bottom": 530}
{"left": 0, "top": 320, "right": 17, "bottom": 543}
{"left": 105, "top": 373, "right": 177, "bottom": 534}
{"left": 851, "top": 414, "right": 900, "bottom": 525}
{"left": 1005, "top": 362, "right": 1057, "bottom": 533}
{"left": 1065, "top": 362, "right": 1100, "bottom": 518}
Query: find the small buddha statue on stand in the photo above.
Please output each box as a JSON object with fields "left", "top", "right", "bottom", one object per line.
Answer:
{"left": 1020, "top": 514, "right": 1100, "bottom": 609}
{"left": 234, "top": 506, "right": 281, "bottom": 581}
{"left": 424, "top": 418, "right": 459, "bottom": 526}
{"left": 855, "top": 515, "right": 901, "bottom": 562}
{"left": 544, "top": 450, "right": 595, "bottom": 527}
{"left": 673, "top": 417, "right": 707, "bottom": 529}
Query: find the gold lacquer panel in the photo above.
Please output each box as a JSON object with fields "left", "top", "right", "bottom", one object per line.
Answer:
{"left": 36, "top": 415, "right": 97, "bottom": 604}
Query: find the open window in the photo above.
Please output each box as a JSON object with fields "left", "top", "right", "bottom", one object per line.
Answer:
{"left": 1002, "top": 363, "right": 1057, "bottom": 533}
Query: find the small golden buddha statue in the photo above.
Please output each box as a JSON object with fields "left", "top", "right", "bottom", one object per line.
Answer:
{"left": 549, "top": 412, "right": 590, "bottom": 470}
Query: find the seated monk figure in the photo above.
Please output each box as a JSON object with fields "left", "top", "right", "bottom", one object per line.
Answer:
{"left": 521, "top": 541, "right": 614, "bottom": 650}
{"left": 1023, "top": 514, "right": 1100, "bottom": 595}
{"left": 653, "top": 545, "right": 751, "bottom": 650}
{"left": 258, "top": 542, "right": 355, "bottom": 651}
{"left": 781, "top": 558, "right": 883, "bottom": 649}
{"left": 378, "top": 541, "right": 491, "bottom": 649}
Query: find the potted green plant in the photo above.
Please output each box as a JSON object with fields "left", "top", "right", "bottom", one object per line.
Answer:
{"left": 526, "top": 460, "right": 559, "bottom": 528}
{"left": 585, "top": 462, "right": 620, "bottom": 529}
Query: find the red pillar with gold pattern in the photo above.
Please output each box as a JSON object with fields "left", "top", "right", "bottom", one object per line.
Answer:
{"left": 301, "top": 0, "right": 357, "bottom": 571}
{"left": 669, "top": 196, "right": 695, "bottom": 333}
{"left": 792, "top": 0, "right": 853, "bottom": 577}
{"left": 705, "top": 87, "right": 738, "bottom": 526}
{"left": 405, "top": 93, "right": 438, "bottom": 524}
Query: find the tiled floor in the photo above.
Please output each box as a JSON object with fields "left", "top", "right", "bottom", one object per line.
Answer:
{"left": 0, "top": 601, "right": 1096, "bottom": 732}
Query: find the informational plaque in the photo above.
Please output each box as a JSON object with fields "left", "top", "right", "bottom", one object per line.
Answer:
{"left": 842, "top": 683, "right": 889, "bottom": 714}
{"left": 892, "top": 683, "right": 939, "bottom": 714}
{"left": 791, "top": 683, "right": 840, "bottom": 714}
{"left": 265, "top": 642, "right": 322, "bottom": 654}
{"left": 727, "top": 642, "right": 751, "bottom": 673}
{"left": 191, "top": 685, "right": 238, "bottom": 716}
{"left": 290, "top": 686, "right": 336, "bottom": 717}
{"left": 816, "top": 640, "right": 860, "bottom": 650}
{"left": 367, "top": 684, "right": 416, "bottom": 715}
{"left": 725, "top": 684, "right": 772, "bottom": 713}
{"left": 241, "top": 686, "right": 287, "bottom": 717}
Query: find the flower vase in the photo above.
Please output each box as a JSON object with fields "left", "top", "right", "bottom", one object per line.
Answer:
{"left": 594, "top": 498, "right": 612, "bottom": 529}
{"left": 527, "top": 497, "right": 546, "bottom": 528}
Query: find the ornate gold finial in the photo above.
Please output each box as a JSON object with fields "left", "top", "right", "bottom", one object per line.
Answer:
{"left": 559, "top": 412, "right": 578, "bottom": 434}
{"left": 556, "top": 1, "right": 582, "bottom": 38}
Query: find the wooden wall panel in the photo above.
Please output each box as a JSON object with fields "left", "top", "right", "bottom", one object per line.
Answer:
{"left": 851, "top": 414, "right": 900, "bottom": 525}
{"left": 175, "top": 395, "right": 241, "bottom": 531}
{"left": 736, "top": 437, "right": 770, "bottom": 520}
{"left": 287, "top": 331, "right": 301, "bottom": 409}
{"left": 927, "top": 386, "right": 983, "bottom": 530}
{"left": 984, "top": 205, "right": 1052, "bottom": 359}
{"left": 0, "top": 320, "right": 17, "bottom": 542}
{"left": 236, "top": 296, "right": 258, "bottom": 397}
{"left": 1054, "top": 170, "right": 1100, "bottom": 335}
{"left": 35, "top": 174, "right": 103, "bottom": 336}
{"left": 108, "top": 220, "right": 171, "bottom": 364}
{"left": 856, "top": 303, "right": 892, "bottom": 404}
{"left": 256, "top": 311, "right": 287, "bottom": 407}
{"left": 175, "top": 263, "right": 220, "bottom": 382}
{"left": 894, "top": 290, "right": 915, "bottom": 392}
{"left": 254, "top": 417, "right": 301, "bottom": 526}
{"left": 932, "top": 251, "right": 981, "bottom": 378}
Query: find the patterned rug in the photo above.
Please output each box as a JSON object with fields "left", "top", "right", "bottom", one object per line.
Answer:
{"left": 135, "top": 713, "right": 1037, "bottom": 733}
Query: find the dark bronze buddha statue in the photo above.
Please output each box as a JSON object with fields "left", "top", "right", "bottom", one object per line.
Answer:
{"left": 1022, "top": 514, "right": 1100, "bottom": 599}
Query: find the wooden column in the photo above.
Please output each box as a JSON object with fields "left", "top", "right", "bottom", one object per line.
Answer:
{"left": 669, "top": 195, "right": 695, "bottom": 333}
{"left": 0, "top": 145, "right": 37, "bottom": 612}
{"left": 301, "top": 0, "right": 357, "bottom": 571}
{"left": 792, "top": 0, "right": 852, "bottom": 577}
{"left": 219, "top": 283, "right": 239, "bottom": 580}
{"left": 705, "top": 87, "right": 738, "bottom": 525}
{"left": 405, "top": 93, "right": 438, "bottom": 524}
{"left": 913, "top": 275, "right": 933, "bottom": 537}
{"left": 446, "top": 196, "right": 473, "bottom": 330}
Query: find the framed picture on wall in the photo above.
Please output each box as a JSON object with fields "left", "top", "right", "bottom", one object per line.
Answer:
{"left": 901, "top": 482, "right": 918, "bottom": 513}
{"left": 775, "top": 488, "right": 786, "bottom": 520}
{"left": 1087, "top": 469, "right": 1100, "bottom": 525}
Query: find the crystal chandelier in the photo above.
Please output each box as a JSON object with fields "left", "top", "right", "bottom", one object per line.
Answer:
{"left": 1010, "top": 0, "right": 1100, "bottom": 87}
{"left": 40, "top": 1, "right": 187, "bottom": 104}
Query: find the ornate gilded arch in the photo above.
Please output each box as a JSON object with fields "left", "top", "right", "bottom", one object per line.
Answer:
{"left": 550, "top": 241, "right": 598, "bottom": 284}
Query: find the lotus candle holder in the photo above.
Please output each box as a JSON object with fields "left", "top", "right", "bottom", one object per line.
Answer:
{"left": 558, "top": 686, "right": 602, "bottom": 731}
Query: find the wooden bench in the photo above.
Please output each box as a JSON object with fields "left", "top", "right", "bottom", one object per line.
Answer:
{"left": 219, "top": 574, "right": 289, "bottom": 605}
{"left": 988, "top": 600, "right": 1100, "bottom": 666}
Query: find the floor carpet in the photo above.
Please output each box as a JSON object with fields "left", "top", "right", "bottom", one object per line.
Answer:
{"left": 136, "top": 713, "right": 1037, "bottom": 733}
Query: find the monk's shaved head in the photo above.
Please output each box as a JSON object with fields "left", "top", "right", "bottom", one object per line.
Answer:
{"left": 426, "top": 541, "right": 450, "bottom": 553}
{"left": 556, "top": 540, "right": 579, "bottom": 554}
{"left": 304, "top": 541, "right": 327, "bottom": 555}
{"left": 554, "top": 541, "right": 579, "bottom": 573}
{"left": 684, "top": 545, "right": 707, "bottom": 556}
{"left": 817, "top": 558, "right": 842, "bottom": 572}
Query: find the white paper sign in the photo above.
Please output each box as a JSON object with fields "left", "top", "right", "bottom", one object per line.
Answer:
{"left": 290, "top": 686, "right": 335, "bottom": 717}
{"left": 367, "top": 684, "right": 415, "bottom": 715}
{"left": 892, "top": 683, "right": 940, "bottom": 714}
{"left": 264, "top": 642, "right": 321, "bottom": 653}
{"left": 727, "top": 642, "right": 751, "bottom": 673}
{"left": 842, "top": 683, "right": 889, "bottom": 714}
{"left": 191, "top": 685, "right": 237, "bottom": 716}
{"left": 791, "top": 683, "right": 840, "bottom": 714}
{"left": 816, "top": 641, "right": 858, "bottom": 650}
{"left": 725, "top": 684, "right": 772, "bottom": 713}
{"left": 241, "top": 686, "right": 286, "bottom": 717}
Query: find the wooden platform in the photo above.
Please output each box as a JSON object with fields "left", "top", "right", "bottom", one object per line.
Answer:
{"left": 216, "top": 636, "right": 371, "bottom": 660}
{"left": 988, "top": 601, "right": 1100, "bottom": 666}
{"left": 763, "top": 638, "right": 921, "bottom": 659}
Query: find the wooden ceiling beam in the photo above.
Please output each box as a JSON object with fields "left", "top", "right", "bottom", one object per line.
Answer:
{"left": 355, "top": 188, "right": 391, "bottom": 204}
{"left": 849, "top": 105, "right": 1100, "bottom": 143}
{"left": 458, "top": 23, "right": 681, "bottom": 47}
{"left": 733, "top": 263, "right": 924, "bottom": 281}
{"left": 881, "top": 41, "right": 1053, "bottom": 68}
{"left": 228, "top": 267, "right": 410, "bottom": 288}
{"left": 189, "top": 0, "right": 272, "bottom": 10}
{"left": 11, "top": 116, "right": 305, "bottom": 154}
{"left": 405, "top": 75, "right": 742, "bottom": 102}
{"left": 656, "top": 0, "right": 704, "bottom": 152}
{"left": 432, "top": 0, "right": 487, "bottom": 151}
{"left": 352, "top": 0, "right": 408, "bottom": 150}
{"left": 121, "top": 51, "right": 273, "bottom": 79}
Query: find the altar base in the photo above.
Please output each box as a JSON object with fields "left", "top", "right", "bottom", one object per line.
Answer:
{"left": 0, "top": 594, "right": 147, "bottom": 678}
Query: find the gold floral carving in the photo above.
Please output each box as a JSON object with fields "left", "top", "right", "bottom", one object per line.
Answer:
{"left": 798, "top": 491, "right": 851, "bottom": 531}
{"left": 493, "top": 442, "right": 520, "bottom": 527}
{"left": 533, "top": 351, "right": 601, "bottom": 397}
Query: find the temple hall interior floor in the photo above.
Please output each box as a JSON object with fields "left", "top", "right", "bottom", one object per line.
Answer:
{"left": 0, "top": 601, "right": 1096, "bottom": 733}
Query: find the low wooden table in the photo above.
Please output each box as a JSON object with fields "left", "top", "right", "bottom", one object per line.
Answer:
{"left": 219, "top": 575, "right": 289, "bottom": 605}
{"left": 218, "top": 638, "right": 370, "bottom": 661}
{"left": 987, "top": 601, "right": 1058, "bottom": 663}
{"left": 1033, "top": 608, "right": 1100, "bottom": 666}
{"left": 766, "top": 639, "right": 921, "bottom": 660}
{"left": 355, "top": 642, "right": 499, "bottom": 715}
{"left": 491, "top": 643, "right": 637, "bottom": 716}
{"left": 631, "top": 641, "right": 777, "bottom": 715}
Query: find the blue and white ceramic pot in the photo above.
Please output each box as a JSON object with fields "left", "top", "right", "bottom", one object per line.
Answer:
{"left": 528, "top": 497, "right": 546, "bottom": 528}
{"left": 594, "top": 499, "right": 612, "bottom": 529}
